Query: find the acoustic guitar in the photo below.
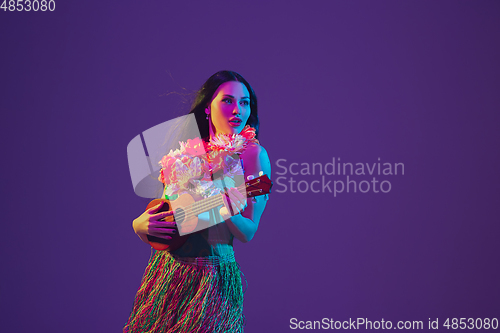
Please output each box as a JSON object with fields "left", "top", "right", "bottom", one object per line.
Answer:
{"left": 145, "top": 174, "right": 273, "bottom": 251}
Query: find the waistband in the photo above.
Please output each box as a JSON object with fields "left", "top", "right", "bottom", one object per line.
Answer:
{"left": 170, "top": 251, "right": 236, "bottom": 266}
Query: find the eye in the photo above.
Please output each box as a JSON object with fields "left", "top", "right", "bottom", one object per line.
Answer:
{"left": 222, "top": 98, "right": 232, "bottom": 104}
{"left": 240, "top": 100, "right": 250, "bottom": 106}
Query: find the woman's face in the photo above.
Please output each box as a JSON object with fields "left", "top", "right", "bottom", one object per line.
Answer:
{"left": 207, "top": 81, "right": 251, "bottom": 137}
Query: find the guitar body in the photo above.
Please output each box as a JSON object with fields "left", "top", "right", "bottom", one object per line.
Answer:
{"left": 145, "top": 197, "right": 194, "bottom": 252}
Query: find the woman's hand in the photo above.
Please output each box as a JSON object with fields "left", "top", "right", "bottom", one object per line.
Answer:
{"left": 220, "top": 187, "right": 248, "bottom": 220}
{"left": 132, "top": 201, "right": 177, "bottom": 244}
{"left": 222, "top": 143, "right": 271, "bottom": 243}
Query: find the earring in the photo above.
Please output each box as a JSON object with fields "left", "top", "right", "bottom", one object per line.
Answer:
{"left": 206, "top": 113, "right": 209, "bottom": 120}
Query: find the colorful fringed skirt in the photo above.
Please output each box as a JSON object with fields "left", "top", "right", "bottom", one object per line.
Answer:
{"left": 123, "top": 249, "right": 245, "bottom": 333}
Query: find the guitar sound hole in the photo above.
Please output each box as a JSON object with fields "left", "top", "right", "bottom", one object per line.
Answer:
{"left": 175, "top": 208, "right": 186, "bottom": 224}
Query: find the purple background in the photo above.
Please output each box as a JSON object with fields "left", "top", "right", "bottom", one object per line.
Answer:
{"left": 1, "top": 1, "right": 499, "bottom": 332}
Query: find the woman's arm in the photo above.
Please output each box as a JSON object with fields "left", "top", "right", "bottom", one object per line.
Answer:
{"left": 223, "top": 143, "right": 271, "bottom": 243}
{"left": 132, "top": 197, "right": 177, "bottom": 244}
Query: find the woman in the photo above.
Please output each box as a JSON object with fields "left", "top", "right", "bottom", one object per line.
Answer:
{"left": 124, "top": 70, "right": 271, "bottom": 333}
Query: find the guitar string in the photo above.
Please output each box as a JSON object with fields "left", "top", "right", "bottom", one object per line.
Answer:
{"left": 183, "top": 183, "right": 247, "bottom": 219}
{"left": 177, "top": 179, "right": 270, "bottom": 220}
{"left": 186, "top": 188, "right": 266, "bottom": 219}
{"left": 189, "top": 183, "right": 248, "bottom": 215}
{"left": 188, "top": 181, "right": 267, "bottom": 216}
{"left": 165, "top": 179, "right": 270, "bottom": 222}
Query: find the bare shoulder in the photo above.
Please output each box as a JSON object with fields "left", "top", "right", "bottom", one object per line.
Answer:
{"left": 240, "top": 143, "right": 271, "bottom": 177}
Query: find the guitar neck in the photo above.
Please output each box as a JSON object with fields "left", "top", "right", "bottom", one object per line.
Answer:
{"left": 181, "top": 174, "right": 271, "bottom": 219}
{"left": 188, "top": 182, "right": 248, "bottom": 217}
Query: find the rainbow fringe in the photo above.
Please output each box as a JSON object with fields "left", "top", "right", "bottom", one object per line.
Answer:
{"left": 124, "top": 250, "right": 245, "bottom": 333}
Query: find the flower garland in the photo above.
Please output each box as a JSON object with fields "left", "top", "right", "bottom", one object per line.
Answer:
{"left": 206, "top": 125, "right": 258, "bottom": 154}
{"left": 158, "top": 125, "right": 259, "bottom": 198}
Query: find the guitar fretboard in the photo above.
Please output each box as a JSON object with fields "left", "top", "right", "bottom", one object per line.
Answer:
{"left": 183, "top": 182, "right": 247, "bottom": 218}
